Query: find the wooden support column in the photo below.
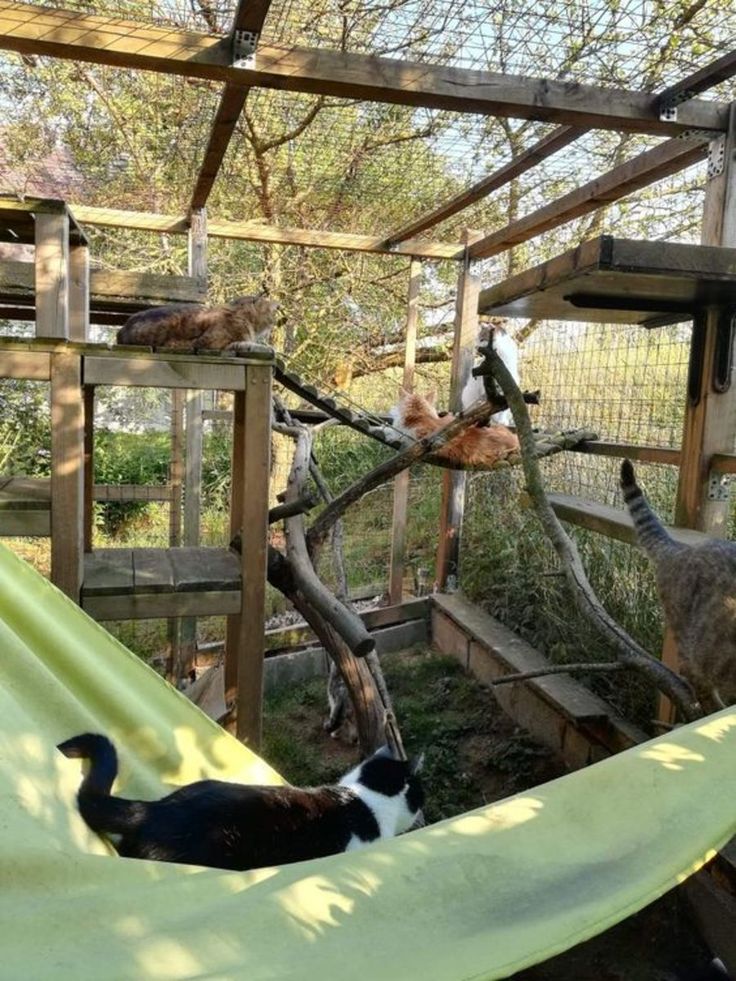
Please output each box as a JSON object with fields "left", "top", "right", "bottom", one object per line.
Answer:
{"left": 35, "top": 212, "right": 69, "bottom": 339}
{"left": 662, "top": 103, "right": 736, "bottom": 718}
{"left": 83, "top": 385, "right": 95, "bottom": 552}
{"left": 436, "top": 232, "right": 481, "bottom": 590}
{"left": 68, "top": 242, "right": 89, "bottom": 341}
{"left": 225, "top": 365, "right": 272, "bottom": 747}
{"left": 176, "top": 210, "right": 208, "bottom": 678}
{"left": 50, "top": 351, "right": 84, "bottom": 600}
{"left": 388, "top": 258, "right": 421, "bottom": 603}
{"left": 169, "top": 390, "right": 184, "bottom": 548}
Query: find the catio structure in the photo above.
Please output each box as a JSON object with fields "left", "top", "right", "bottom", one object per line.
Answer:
{"left": 0, "top": 4, "right": 736, "bottom": 750}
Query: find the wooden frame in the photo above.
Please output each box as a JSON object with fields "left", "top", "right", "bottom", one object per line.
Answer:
{"left": 0, "top": 2, "right": 727, "bottom": 136}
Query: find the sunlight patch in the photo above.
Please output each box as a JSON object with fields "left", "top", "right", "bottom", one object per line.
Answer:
{"left": 641, "top": 744, "right": 705, "bottom": 771}
{"left": 277, "top": 876, "right": 355, "bottom": 938}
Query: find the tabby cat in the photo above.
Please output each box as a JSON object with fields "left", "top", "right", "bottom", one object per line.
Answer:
{"left": 390, "top": 389, "right": 519, "bottom": 467}
{"left": 620, "top": 459, "right": 736, "bottom": 710}
{"left": 116, "top": 294, "right": 277, "bottom": 352}
{"left": 58, "top": 733, "right": 424, "bottom": 871}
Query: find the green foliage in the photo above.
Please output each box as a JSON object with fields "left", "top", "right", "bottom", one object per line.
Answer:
{"left": 93, "top": 431, "right": 170, "bottom": 534}
{"left": 0, "top": 380, "right": 50, "bottom": 476}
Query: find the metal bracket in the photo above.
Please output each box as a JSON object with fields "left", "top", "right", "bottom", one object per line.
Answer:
{"left": 707, "top": 134, "right": 727, "bottom": 180}
{"left": 707, "top": 470, "right": 731, "bottom": 502}
{"left": 232, "top": 29, "right": 258, "bottom": 68}
{"left": 659, "top": 99, "right": 678, "bottom": 123}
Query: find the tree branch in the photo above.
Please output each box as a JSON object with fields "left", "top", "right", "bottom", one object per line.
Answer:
{"left": 486, "top": 347, "right": 700, "bottom": 721}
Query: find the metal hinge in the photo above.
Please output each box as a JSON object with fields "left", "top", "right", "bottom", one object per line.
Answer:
{"left": 233, "top": 29, "right": 258, "bottom": 68}
{"left": 707, "top": 470, "right": 731, "bottom": 502}
{"left": 707, "top": 134, "right": 727, "bottom": 180}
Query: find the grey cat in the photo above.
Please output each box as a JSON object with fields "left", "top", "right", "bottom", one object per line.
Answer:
{"left": 324, "top": 660, "right": 357, "bottom": 744}
{"left": 620, "top": 459, "right": 736, "bottom": 711}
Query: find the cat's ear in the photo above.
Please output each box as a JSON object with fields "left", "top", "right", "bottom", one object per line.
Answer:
{"left": 424, "top": 389, "right": 437, "bottom": 405}
{"left": 410, "top": 752, "right": 425, "bottom": 774}
{"left": 398, "top": 385, "right": 410, "bottom": 400}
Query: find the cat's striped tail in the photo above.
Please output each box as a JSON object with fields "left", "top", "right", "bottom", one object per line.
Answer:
{"left": 58, "top": 733, "right": 142, "bottom": 835}
{"left": 620, "top": 460, "right": 678, "bottom": 557}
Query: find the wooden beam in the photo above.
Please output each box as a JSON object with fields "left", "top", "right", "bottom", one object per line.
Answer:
{"left": 659, "top": 50, "right": 736, "bottom": 107}
{"left": 50, "top": 351, "right": 84, "bottom": 600}
{"left": 384, "top": 127, "right": 584, "bottom": 245}
{"left": 190, "top": 0, "right": 275, "bottom": 210}
{"left": 0, "top": 2, "right": 728, "bottom": 136}
{"left": 571, "top": 441, "right": 681, "bottom": 466}
{"left": 436, "top": 232, "right": 480, "bottom": 590}
{"left": 469, "top": 136, "right": 710, "bottom": 262}
{"left": 388, "top": 258, "right": 421, "bottom": 604}
{"left": 71, "top": 205, "right": 461, "bottom": 259}
{"left": 35, "top": 211, "right": 69, "bottom": 338}
{"left": 68, "top": 241, "right": 89, "bottom": 341}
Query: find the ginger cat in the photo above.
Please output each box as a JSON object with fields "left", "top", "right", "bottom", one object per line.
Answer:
{"left": 390, "top": 390, "right": 519, "bottom": 467}
{"left": 117, "top": 294, "right": 277, "bottom": 352}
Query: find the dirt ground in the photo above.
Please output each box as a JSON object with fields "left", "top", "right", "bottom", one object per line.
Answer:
{"left": 262, "top": 647, "right": 724, "bottom": 981}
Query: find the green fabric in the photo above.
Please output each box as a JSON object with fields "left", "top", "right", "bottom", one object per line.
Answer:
{"left": 0, "top": 543, "right": 735, "bottom": 981}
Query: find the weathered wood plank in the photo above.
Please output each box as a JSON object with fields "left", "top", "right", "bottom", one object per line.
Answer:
{"left": 384, "top": 126, "right": 584, "bottom": 244}
{"left": 50, "top": 351, "right": 83, "bottom": 598}
{"left": 35, "top": 211, "right": 69, "bottom": 339}
{"left": 547, "top": 491, "right": 710, "bottom": 547}
{"left": 0, "top": 510, "right": 50, "bottom": 536}
{"left": 83, "top": 548, "right": 134, "bottom": 596}
{"left": 132, "top": 548, "right": 175, "bottom": 594}
{"left": 572, "top": 441, "right": 680, "bottom": 466}
{"left": 82, "top": 589, "right": 241, "bottom": 620}
{"left": 169, "top": 546, "right": 241, "bottom": 592}
{"left": 471, "top": 138, "right": 709, "bottom": 265}
{"left": 0, "top": 2, "right": 727, "bottom": 136}
{"left": 68, "top": 242, "right": 89, "bottom": 342}
{"left": 84, "top": 355, "right": 248, "bottom": 390}
{"left": 0, "top": 350, "right": 51, "bottom": 379}
{"left": 389, "top": 258, "right": 420, "bottom": 604}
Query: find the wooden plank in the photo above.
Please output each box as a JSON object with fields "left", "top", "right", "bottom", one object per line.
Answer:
{"left": 93, "top": 484, "right": 172, "bottom": 502}
{"left": 659, "top": 50, "right": 736, "bottom": 106}
{"left": 83, "top": 548, "right": 134, "bottom": 596}
{"left": 436, "top": 233, "right": 480, "bottom": 590}
{"left": 0, "top": 350, "right": 50, "bottom": 380}
{"left": 571, "top": 440, "right": 680, "bottom": 466}
{"left": 82, "top": 589, "right": 241, "bottom": 620}
{"left": 0, "top": 2, "right": 728, "bottom": 136}
{"left": 132, "top": 548, "right": 175, "bottom": 594}
{"left": 470, "top": 138, "right": 709, "bottom": 264}
{"left": 68, "top": 242, "right": 89, "bottom": 342}
{"left": 35, "top": 211, "right": 69, "bottom": 339}
{"left": 675, "top": 104, "right": 736, "bottom": 535}
{"left": 169, "top": 390, "right": 184, "bottom": 546}
{"left": 389, "top": 258, "right": 420, "bottom": 604}
{"left": 225, "top": 388, "right": 246, "bottom": 699}
{"left": 50, "top": 351, "right": 83, "bottom": 599}
{"left": 0, "top": 511, "right": 50, "bottom": 536}
{"left": 478, "top": 235, "right": 736, "bottom": 323}
{"left": 229, "top": 363, "right": 271, "bottom": 747}
{"left": 0, "top": 476, "right": 49, "bottom": 501}
{"left": 183, "top": 390, "right": 203, "bottom": 547}
{"left": 83, "top": 386, "right": 94, "bottom": 551}
{"left": 384, "top": 127, "right": 583, "bottom": 244}
{"left": 547, "top": 491, "right": 710, "bottom": 547}
{"left": 84, "top": 355, "right": 248, "bottom": 390}
{"left": 170, "top": 546, "right": 240, "bottom": 591}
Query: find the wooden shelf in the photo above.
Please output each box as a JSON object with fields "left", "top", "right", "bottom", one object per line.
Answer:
{"left": 478, "top": 236, "right": 736, "bottom": 326}
{"left": 81, "top": 547, "right": 242, "bottom": 620}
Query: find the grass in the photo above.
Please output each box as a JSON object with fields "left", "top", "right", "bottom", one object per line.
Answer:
{"left": 262, "top": 646, "right": 564, "bottom": 824}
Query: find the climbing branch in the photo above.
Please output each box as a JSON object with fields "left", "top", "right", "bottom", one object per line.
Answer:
{"left": 486, "top": 347, "right": 700, "bottom": 721}
{"left": 490, "top": 662, "right": 627, "bottom": 686}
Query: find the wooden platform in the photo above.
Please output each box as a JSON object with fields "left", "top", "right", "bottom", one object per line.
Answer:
{"left": 81, "top": 547, "right": 242, "bottom": 619}
{"left": 477, "top": 236, "right": 736, "bottom": 326}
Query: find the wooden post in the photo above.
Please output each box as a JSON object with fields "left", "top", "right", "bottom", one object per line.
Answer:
{"left": 225, "top": 366, "right": 272, "bottom": 747}
{"left": 661, "top": 103, "right": 736, "bottom": 718}
{"left": 169, "top": 390, "right": 184, "bottom": 548}
{"left": 68, "top": 242, "right": 90, "bottom": 342}
{"left": 435, "top": 231, "right": 481, "bottom": 590}
{"left": 83, "top": 386, "right": 95, "bottom": 552}
{"left": 388, "top": 258, "right": 421, "bottom": 604}
{"left": 50, "top": 351, "right": 84, "bottom": 600}
{"left": 176, "top": 210, "right": 208, "bottom": 678}
{"left": 35, "top": 212, "right": 69, "bottom": 339}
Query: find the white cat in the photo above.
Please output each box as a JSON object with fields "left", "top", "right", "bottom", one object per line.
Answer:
{"left": 460, "top": 325, "right": 521, "bottom": 426}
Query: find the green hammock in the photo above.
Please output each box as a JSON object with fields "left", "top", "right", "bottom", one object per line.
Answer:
{"left": 0, "top": 542, "right": 734, "bottom": 981}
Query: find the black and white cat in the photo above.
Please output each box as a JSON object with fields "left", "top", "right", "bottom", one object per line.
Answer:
{"left": 58, "top": 733, "right": 424, "bottom": 871}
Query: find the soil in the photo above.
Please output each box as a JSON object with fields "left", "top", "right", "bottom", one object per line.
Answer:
{"left": 262, "top": 647, "right": 724, "bottom": 981}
